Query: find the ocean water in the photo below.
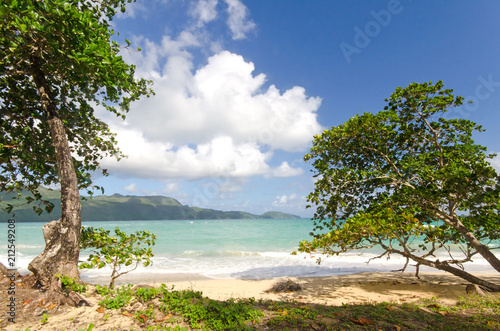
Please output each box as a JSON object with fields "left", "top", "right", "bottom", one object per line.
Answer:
{"left": 1, "top": 219, "right": 498, "bottom": 282}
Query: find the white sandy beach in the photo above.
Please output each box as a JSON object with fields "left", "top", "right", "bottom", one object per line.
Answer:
{"left": 137, "top": 271, "right": 500, "bottom": 305}
{"left": 8, "top": 271, "right": 500, "bottom": 331}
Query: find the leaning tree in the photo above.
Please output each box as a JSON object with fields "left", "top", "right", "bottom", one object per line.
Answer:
{"left": 299, "top": 81, "right": 500, "bottom": 291}
{"left": 0, "top": 0, "right": 152, "bottom": 301}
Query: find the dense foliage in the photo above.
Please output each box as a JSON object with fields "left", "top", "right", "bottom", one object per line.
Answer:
{"left": 300, "top": 81, "right": 500, "bottom": 289}
{"left": 0, "top": 0, "right": 152, "bottom": 213}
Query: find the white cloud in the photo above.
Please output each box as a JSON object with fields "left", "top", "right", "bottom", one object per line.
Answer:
{"left": 223, "top": 0, "right": 256, "bottom": 40}
{"left": 270, "top": 162, "right": 304, "bottom": 178}
{"left": 120, "top": 49, "right": 322, "bottom": 151}
{"left": 124, "top": 183, "right": 138, "bottom": 193}
{"left": 102, "top": 9, "right": 322, "bottom": 183}
{"left": 272, "top": 193, "right": 306, "bottom": 208}
{"left": 190, "top": 0, "right": 218, "bottom": 26}
{"left": 101, "top": 130, "right": 271, "bottom": 180}
{"left": 489, "top": 153, "right": 500, "bottom": 174}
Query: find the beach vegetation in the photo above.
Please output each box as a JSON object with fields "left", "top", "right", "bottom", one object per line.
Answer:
{"left": 77, "top": 324, "right": 94, "bottom": 331}
{"left": 79, "top": 226, "right": 157, "bottom": 288}
{"left": 95, "top": 284, "right": 114, "bottom": 296}
{"left": 300, "top": 81, "right": 500, "bottom": 291}
{"left": 40, "top": 313, "right": 48, "bottom": 325}
{"left": 136, "top": 286, "right": 162, "bottom": 302}
{"left": 55, "top": 274, "right": 87, "bottom": 294}
{"left": 135, "top": 305, "right": 156, "bottom": 323}
{"left": 0, "top": 0, "right": 152, "bottom": 301}
{"left": 13, "top": 281, "right": 500, "bottom": 330}
{"left": 98, "top": 284, "right": 134, "bottom": 309}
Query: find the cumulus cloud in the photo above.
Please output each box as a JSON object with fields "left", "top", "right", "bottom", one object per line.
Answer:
{"left": 101, "top": 8, "right": 322, "bottom": 184}
{"left": 223, "top": 0, "right": 256, "bottom": 40}
{"left": 121, "top": 49, "right": 322, "bottom": 150}
{"left": 101, "top": 130, "right": 271, "bottom": 180}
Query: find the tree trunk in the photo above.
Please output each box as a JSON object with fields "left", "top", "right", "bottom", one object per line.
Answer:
{"left": 27, "top": 56, "right": 82, "bottom": 296}
{"left": 448, "top": 215, "right": 500, "bottom": 274}
{"left": 387, "top": 245, "right": 500, "bottom": 292}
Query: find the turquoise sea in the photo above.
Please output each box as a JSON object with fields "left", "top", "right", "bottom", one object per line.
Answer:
{"left": 1, "top": 219, "right": 498, "bottom": 282}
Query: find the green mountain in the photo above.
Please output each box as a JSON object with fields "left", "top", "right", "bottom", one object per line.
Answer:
{"left": 1, "top": 188, "right": 302, "bottom": 222}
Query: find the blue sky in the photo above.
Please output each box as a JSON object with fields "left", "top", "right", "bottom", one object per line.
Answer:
{"left": 91, "top": 0, "right": 500, "bottom": 217}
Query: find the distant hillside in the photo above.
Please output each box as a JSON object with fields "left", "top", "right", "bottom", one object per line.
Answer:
{"left": 0, "top": 188, "right": 302, "bottom": 222}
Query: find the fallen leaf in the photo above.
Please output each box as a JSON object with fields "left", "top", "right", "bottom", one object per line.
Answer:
{"left": 332, "top": 312, "right": 343, "bottom": 316}
{"left": 298, "top": 305, "right": 308, "bottom": 309}
{"left": 96, "top": 306, "right": 105, "bottom": 313}
{"left": 317, "top": 314, "right": 323, "bottom": 318}
{"left": 155, "top": 314, "right": 173, "bottom": 323}
{"left": 281, "top": 311, "right": 288, "bottom": 316}
{"left": 427, "top": 303, "right": 440, "bottom": 309}
{"left": 395, "top": 326, "right": 401, "bottom": 331}
{"left": 123, "top": 311, "right": 133, "bottom": 317}
{"left": 399, "top": 298, "right": 406, "bottom": 302}
{"left": 48, "top": 303, "right": 57, "bottom": 310}
{"left": 350, "top": 317, "right": 374, "bottom": 326}
{"left": 138, "top": 314, "right": 147, "bottom": 322}
{"left": 39, "top": 298, "right": 44, "bottom": 307}
{"left": 23, "top": 299, "right": 33, "bottom": 305}
{"left": 438, "top": 311, "right": 448, "bottom": 316}
{"left": 386, "top": 306, "right": 395, "bottom": 311}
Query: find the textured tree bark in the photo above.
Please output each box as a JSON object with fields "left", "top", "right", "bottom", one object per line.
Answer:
{"left": 27, "top": 56, "right": 83, "bottom": 300}
{"left": 448, "top": 215, "right": 500, "bottom": 274}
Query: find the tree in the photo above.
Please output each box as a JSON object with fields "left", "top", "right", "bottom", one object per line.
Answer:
{"left": 300, "top": 81, "right": 500, "bottom": 291}
{"left": 80, "top": 226, "right": 157, "bottom": 288}
{"left": 0, "top": 0, "right": 152, "bottom": 300}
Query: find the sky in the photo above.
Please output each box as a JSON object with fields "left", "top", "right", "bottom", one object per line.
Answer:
{"left": 90, "top": 0, "right": 500, "bottom": 218}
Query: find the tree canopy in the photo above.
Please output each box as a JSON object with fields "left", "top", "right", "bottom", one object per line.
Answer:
{"left": 300, "top": 81, "right": 500, "bottom": 290}
{"left": 0, "top": 0, "right": 152, "bottom": 212}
